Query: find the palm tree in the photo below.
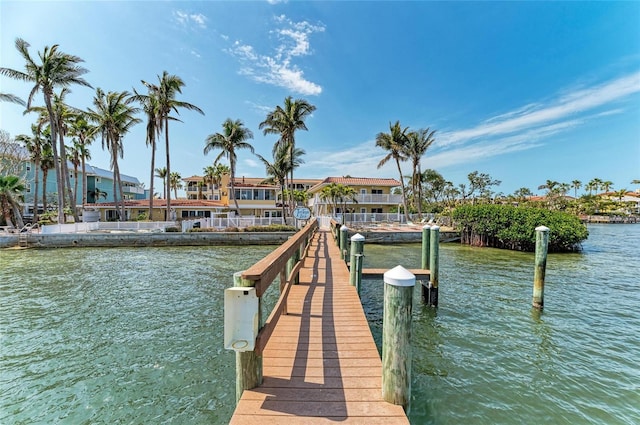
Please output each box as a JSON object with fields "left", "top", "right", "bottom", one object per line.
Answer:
{"left": 571, "top": 180, "right": 582, "bottom": 198}
{"left": 204, "top": 118, "right": 255, "bottom": 215}
{"left": 319, "top": 183, "right": 341, "bottom": 218}
{"left": 15, "top": 124, "right": 47, "bottom": 223}
{"left": 0, "top": 38, "right": 92, "bottom": 224}
{"left": 88, "top": 188, "right": 107, "bottom": 203}
{"left": 259, "top": 96, "right": 315, "bottom": 212}
{"left": 68, "top": 112, "right": 96, "bottom": 207}
{"left": 146, "top": 71, "right": 204, "bottom": 220}
{"left": 588, "top": 178, "right": 604, "bottom": 195}
{"left": 404, "top": 128, "right": 436, "bottom": 217}
{"left": 130, "top": 85, "right": 162, "bottom": 219}
{"left": 257, "top": 143, "right": 294, "bottom": 219}
{"left": 602, "top": 180, "right": 614, "bottom": 194}
{"left": 170, "top": 172, "right": 182, "bottom": 199}
{"left": 88, "top": 88, "right": 140, "bottom": 220}
{"left": 155, "top": 167, "right": 167, "bottom": 199}
{"left": 0, "top": 175, "right": 25, "bottom": 228}
{"left": 376, "top": 121, "right": 411, "bottom": 223}
{"left": 67, "top": 138, "right": 86, "bottom": 207}
{"left": 537, "top": 180, "right": 558, "bottom": 195}
{"left": 39, "top": 140, "right": 54, "bottom": 213}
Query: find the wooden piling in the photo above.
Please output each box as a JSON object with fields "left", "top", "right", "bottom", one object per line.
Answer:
{"left": 532, "top": 225, "right": 550, "bottom": 310}
{"left": 340, "top": 225, "right": 349, "bottom": 260}
{"left": 382, "top": 265, "right": 415, "bottom": 412}
{"left": 421, "top": 224, "right": 431, "bottom": 269}
{"left": 349, "top": 233, "right": 365, "bottom": 293}
{"left": 423, "top": 225, "right": 440, "bottom": 307}
{"left": 233, "top": 271, "right": 262, "bottom": 403}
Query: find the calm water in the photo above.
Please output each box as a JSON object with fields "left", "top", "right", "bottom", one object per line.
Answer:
{"left": 1, "top": 225, "right": 638, "bottom": 424}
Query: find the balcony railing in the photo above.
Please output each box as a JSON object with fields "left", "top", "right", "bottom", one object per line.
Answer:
{"left": 310, "top": 193, "right": 403, "bottom": 206}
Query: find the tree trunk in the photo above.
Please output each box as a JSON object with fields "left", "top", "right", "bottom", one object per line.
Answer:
{"left": 33, "top": 159, "right": 40, "bottom": 223}
{"left": 165, "top": 117, "right": 171, "bottom": 221}
{"left": 58, "top": 131, "right": 76, "bottom": 219}
{"left": 395, "top": 159, "right": 410, "bottom": 223}
{"left": 44, "top": 93, "right": 64, "bottom": 224}
{"left": 148, "top": 140, "right": 155, "bottom": 219}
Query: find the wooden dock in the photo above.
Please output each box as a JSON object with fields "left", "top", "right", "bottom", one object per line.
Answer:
{"left": 230, "top": 229, "right": 409, "bottom": 424}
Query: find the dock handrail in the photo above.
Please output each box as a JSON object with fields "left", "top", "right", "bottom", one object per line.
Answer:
{"left": 240, "top": 217, "right": 318, "bottom": 354}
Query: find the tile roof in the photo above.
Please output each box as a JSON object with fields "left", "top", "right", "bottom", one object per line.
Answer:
{"left": 85, "top": 199, "right": 225, "bottom": 208}
{"left": 308, "top": 177, "right": 401, "bottom": 192}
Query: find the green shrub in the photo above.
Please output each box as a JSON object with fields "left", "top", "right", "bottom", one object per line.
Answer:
{"left": 165, "top": 226, "right": 181, "bottom": 232}
{"left": 452, "top": 204, "right": 588, "bottom": 252}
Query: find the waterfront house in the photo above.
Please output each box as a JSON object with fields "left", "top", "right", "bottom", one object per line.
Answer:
{"left": 307, "top": 176, "right": 403, "bottom": 222}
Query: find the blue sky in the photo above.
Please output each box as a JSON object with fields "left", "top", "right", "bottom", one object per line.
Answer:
{"left": 1, "top": 1, "right": 639, "bottom": 197}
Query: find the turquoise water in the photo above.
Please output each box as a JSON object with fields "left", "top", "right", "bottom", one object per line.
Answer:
{"left": 1, "top": 225, "right": 638, "bottom": 424}
{"left": 362, "top": 224, "right": 639, "bottom": 424}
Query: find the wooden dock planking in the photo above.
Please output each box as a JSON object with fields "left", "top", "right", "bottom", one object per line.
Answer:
{"left": 230, "top": 229, "right": 409, "bottom": 424}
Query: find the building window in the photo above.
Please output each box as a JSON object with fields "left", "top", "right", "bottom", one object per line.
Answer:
{"left": 360, "top": 189, "right": 367, "bottom": 194}
{"left": 371, "top": 208, "right": 383, "bottom": 214}
{"left": 95, "top": 177, "right": 101, "bottom": 183}
{"left": 26, "top": 164, "right": 31, "bottom": 172}
{"left": 372, "top": 189, "right": 383, "bottom": 195}
{"left": 360, "top": 208, "right": 366, "bottom": 214}
{"left": 26, "top": 182, "right": 31, "bottom": 193}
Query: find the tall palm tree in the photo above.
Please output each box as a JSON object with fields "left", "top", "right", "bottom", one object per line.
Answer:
{"left": 67, "top": 138, "right": 84, "bottom": 207}
{"left": 405, "top": 128, "right": 436, "bottom": 217}
{"left": 204, "top": 118, "right": 255, "bottom": 215}
{"left": 146, "top": 71, "right": 204, "bottom": 220}
{"left": 130, "top": 85, "right": 162, "bottom": 218}
{"left": 259, "top": 96, "right": 315, "bottom": 212}
{"left": 39, "top": 139, "right": 54, "bottom": 214}
{"left": 68, "top": 112, "right": 96, "bottom": 207}
{"left": 88, "top": 88, "right": 140, "bottom": 220}
{"left": 0, "top": 38, "right": 92, "bottom": 223}
{"left": 376, "top": 121, "right": 411, "bottom": 223}
{"left": 602, "top": 180, "right": 614, "bottom": 194}
{"left": 0, "top": 175, "right": 25, "bottom": 228}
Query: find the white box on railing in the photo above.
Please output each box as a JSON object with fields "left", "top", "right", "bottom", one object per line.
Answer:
{"left": 224, "top": 287, "right": 258, "bottom": 352}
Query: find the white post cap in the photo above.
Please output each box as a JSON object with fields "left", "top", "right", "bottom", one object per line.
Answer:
{"left": 422, "top": 224, "right": 431, "bottom": 229}
{"left": 535, "top": 225, "right": 550, "bottom": 232}
{"left": 351, "top": 233, "right": 365, "bottom": 242}
{"left": 340, "top": 225, "right": 348, "bottom": 231}
{"left": 430, "top": 225, "right": 440, "bottom": 231}
{"left": 384, "top": 265, "right": 416, "bottom": 287}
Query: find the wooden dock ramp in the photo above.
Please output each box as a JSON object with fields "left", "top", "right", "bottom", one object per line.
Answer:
{"left": 230, "top": 229, "right": 409, "bottom": 424}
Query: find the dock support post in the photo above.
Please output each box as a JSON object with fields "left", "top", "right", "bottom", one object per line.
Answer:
{"left": 349, "top": 233, "right": 365, "bottom": 294}
{"left": 382, "top": 265, "right": 415, "bottom": 412}
{"left": 421, "top": 224, "right": 431, "bottom": 269}
{"left": 423, "top": 225, "right": 440, "bottom": 307}
{"left": 340, "top": 225, "right": 349, "bottom": 260}
{"left": 532, "top": 226, "right": 550, "bottom": 310}
{"left": 233, "top": 271, "right": 262, "bottom": 403}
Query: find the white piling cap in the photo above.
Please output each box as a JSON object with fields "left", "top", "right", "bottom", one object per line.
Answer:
{"left": 535, "top": 226, "right": 550, "bottom": 232}
{"left": 422, "top": 224, "right": 431, "bottom": 229}
{"left": 351, "top": 233, "right": 365, "bottom": 242}
{"left": 384, "top": 265, "right": 416, "bottom": 287}
{"left": 430, "top": 225, "right": 440, "bottom": 231}
{"left": 340, "top": 225, "right": 348, "bottom": 231}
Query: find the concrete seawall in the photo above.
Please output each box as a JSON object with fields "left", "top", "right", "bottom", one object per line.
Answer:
{"left": 1, "top": 230, "right": 462, "bottom": 249}
{"left": 0, "top": 232, "right": 294, "bottom": 249}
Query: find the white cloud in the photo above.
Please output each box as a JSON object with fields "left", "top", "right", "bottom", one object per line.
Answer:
{"left": 174, "top": 10, "right": 207, "bottom": 29}
{"left": 305, "top": 71, "right": 640, "bottom": 175}
{"left": 227, "top": 15, "right": 325, "bottom": 95}
{"left": 440, "top": 71, "right": 640, "bottom": 147}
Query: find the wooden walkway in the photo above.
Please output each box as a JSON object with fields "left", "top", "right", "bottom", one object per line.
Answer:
{"left": 230, "top": 229, "right": 409, "bottom": 424}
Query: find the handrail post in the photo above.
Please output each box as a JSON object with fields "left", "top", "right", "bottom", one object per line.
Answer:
{"left": 382, "top": 265, "right": 415, "bottom": 412}
{"left": 340, "top": 225, "right": 349, "bottom": 260}
{"left": 532, "top": 226, "right": 550, "bottom": 310}
{"left": 233, "top": 271, "right": 262, "bottom": 403}
{"left": 349, "top": 233, "right": 365, "bottom": 294}
{"left": 426, "top": 225, "right": 440, "bottom": 307}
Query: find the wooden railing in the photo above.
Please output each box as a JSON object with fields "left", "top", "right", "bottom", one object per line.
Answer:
{"left": 240, "top": 218, "right": 318, "bottom": 354}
